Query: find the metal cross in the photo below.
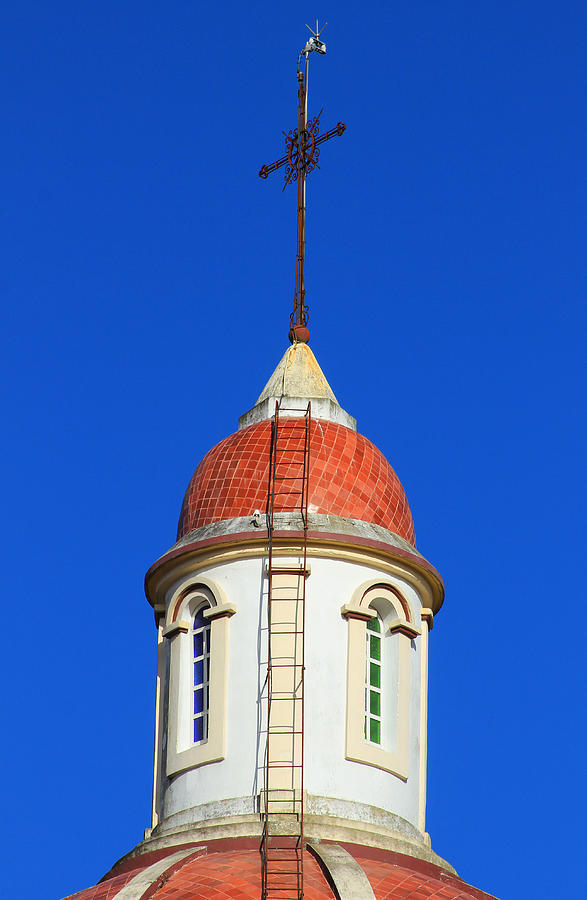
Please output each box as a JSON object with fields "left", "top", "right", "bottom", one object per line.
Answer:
{"left": 259, "top": 22, "right": 346, "bottom": 344}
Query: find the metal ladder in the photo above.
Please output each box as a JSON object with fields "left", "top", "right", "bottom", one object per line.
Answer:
{"left": 261, "top": 400, "right": 311, "bottom": 900}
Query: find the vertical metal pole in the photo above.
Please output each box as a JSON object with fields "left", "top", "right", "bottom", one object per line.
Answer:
{"left": 299, "top": 50, "right": 309, "bottom": 327}
{"left": 292, "top": 51, "right": 309, "bottom": 336}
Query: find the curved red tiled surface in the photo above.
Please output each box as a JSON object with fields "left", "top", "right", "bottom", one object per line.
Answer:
{"left": 356, "top": 853, "right": 497, "bottom": 900}
{"left": 148, "top": 849, "right": 334, "bottom": 899}
{"left": 62, "top": 869, "right": 139, "bottom": 900}
{"left": 178, "top": 419, "right": 416, "bottom": 546}
{"left": 66, "top": 846, "right": 497, "bottom": 900}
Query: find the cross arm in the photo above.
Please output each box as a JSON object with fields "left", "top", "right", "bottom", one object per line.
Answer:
{"left": 258, "top": 122, "right": 346, "bottom": 179}
{"left": 259, "top": 153, "right": 289, "bottom": 179}
{"left": 314, "top": 121, "right": 346, "bottom": 147}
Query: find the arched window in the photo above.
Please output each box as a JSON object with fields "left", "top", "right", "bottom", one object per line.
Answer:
{"left": 192, "top": 605, "right": 211, "bottom": 744}
{"left": 342, "top": 582, "right": 420, "bottom": 779}
{"left": 162, "top": 580, "right": 236, "bottom": 776}
{"left": 365, "top": 614, "right": 382, "bottom": 745}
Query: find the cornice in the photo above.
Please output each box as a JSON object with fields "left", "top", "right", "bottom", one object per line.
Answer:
{"left": 145, "top": 526, "right": 444, "bottom": 615}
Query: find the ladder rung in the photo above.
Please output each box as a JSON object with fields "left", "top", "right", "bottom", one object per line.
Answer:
{"left": 264, "top": 875, "right": 302, "bottom": 880}
{"left": 265, "top": 864, "right": 301, "bottom": 869}
{"left": 272, "top": 453, "right": 305, "bottom": 458}
{"left": 265, "top": 867, "right": 301, "bottom": 872}
{"left": 265, "top": 845, "right": 302, "bottom": 851}
{"left": 268, "top": 665, "right": 303, "bottom": 671}
{"left": 263, "top": 788, "right": 302, "bottom": 793}
{"left": 267, "top": 695, "right": 303, "bottom": 701}
{"left": 263, "top": 888, "right": 301, "bottom": 893}
{"left": 268, "top": 622, "right": 304, "bottom": 637}
{"left": 268, "top": 596, "right": 305, "bottom": 602}
{"left": 265, "top": 800, "right": 302, "bottom": 805}
{"left": 265, "top": 845, "right": 302, "bottom": 849}
{"left": 268, "top": 630, "right": 304, "bottom": 635}
{"left": 267, "top": 729, "right": 303, "bottom": 735}
{"left": 265, "top": 850, "right": 302, "bottom": 856}
{"left": 267, "top": 695, "right": 303, "bottom": 700}
{"left": 276, "top": 406, "right": 310, "bottom": 412}
{"left": 268, "top": 631, "right": 304, "bottom": 636}
{"left": 266, "top": 869, "right": 300, "bottom": 875}
{"left": 263, "top": 888, "right": 300, "bottom": 893}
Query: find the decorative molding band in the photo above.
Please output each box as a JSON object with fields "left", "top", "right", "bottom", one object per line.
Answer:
{"left": 203, "top": 602, "right": 237, "bottom": 621}
{"left": 162, "top": 620, "right": 190, "bottom": 639}
{"left": 388, "top": 620, "right": 421, "bottom": 638}
{"left": 146, "top": 528, "right": 444, "bottom": 615}
{"left": 421, "top": 607, "right": 434, "bottom": 630}
{"left": 341, "top": 603, "right": 377, "bottom": 622}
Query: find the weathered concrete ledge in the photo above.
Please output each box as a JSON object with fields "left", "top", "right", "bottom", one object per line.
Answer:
{"left": 239, "top": 395, "right": 356, "bottom": 431}
{"left": 171, "top": 514, "right": 422, "bottom": 557}
{"left": 145, "top": 514, "right": 444, "bottom": 615}
{"left": 113, "top": 793, "right": 456, "bottom": 875}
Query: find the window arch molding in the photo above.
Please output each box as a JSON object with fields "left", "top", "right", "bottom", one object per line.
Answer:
{"left": 163, "top": 578, "right": 236, "bottom": 776}
{"left": 342, "top": 581, "right": 420, "bottom": 780}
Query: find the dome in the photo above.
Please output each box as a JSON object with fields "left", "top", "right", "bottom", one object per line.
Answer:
{"left": 66, "top": 841, "right": 498, "bottom": 899}
{"left": 177, "top": 418, "right": 416, "bottom": 546}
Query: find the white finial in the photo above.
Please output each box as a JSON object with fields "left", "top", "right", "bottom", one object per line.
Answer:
{"left": 302, "top": 19, "right": 327, "bottom": 56}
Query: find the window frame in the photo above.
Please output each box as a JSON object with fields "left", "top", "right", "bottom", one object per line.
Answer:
{"left": 191, "top": 604, "right": 212, "bottom": 745}
{"left": 163, "top": 580, "right": 236, "bottom": 776}
{"left": 365, "top": 613, "right": 383, "bottom": 745}
{"left": 342, "top": 582, "right": 420, "bottom": 780}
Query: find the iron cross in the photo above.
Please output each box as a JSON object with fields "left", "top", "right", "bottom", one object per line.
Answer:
{"left": 258, "top": 22, "right": 346, "bottom": 344}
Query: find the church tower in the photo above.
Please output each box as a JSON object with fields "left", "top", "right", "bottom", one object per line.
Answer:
{"left": 143, "top": 337, "right": 447, "bottom": 871}
{"left": 61, "top": 26, "right": 498, "bottom": 900}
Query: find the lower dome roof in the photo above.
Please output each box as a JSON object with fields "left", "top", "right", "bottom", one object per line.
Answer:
{"left": 65, "top": 841, "right": 498, "bottom": 900}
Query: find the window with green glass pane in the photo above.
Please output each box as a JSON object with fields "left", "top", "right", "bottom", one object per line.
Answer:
{"left": 365, "top": 612, "right": 383, "bottom": 745}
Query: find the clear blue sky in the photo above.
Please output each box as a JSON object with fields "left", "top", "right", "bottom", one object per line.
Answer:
{"left": 1, "top": 3, "right": 584, "bottom": 899}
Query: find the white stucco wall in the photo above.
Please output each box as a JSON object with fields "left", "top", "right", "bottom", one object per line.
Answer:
{"left": 157, "top": 549, "right": 426, "bottom": 834}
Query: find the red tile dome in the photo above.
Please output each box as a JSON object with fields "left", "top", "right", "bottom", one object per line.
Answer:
{"left": 177, "top": 419, "right": 416, "bottom": 546}
{"left": 70, "top": 843, "right": 498, "bottom": 899}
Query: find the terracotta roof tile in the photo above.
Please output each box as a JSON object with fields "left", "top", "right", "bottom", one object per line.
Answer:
{"left": 177, "top": 419, "right": 416, "bottom": 546}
